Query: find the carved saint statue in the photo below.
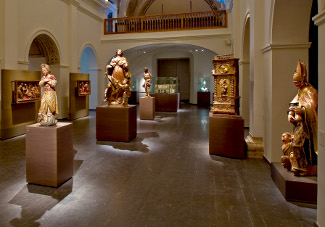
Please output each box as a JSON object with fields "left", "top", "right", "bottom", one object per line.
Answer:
{"left": 38, "top": 64, "right": 59, "bottom": 126}
{"left": 142, "top": 67, "right": 152, "bottom": 97}
{"left": 280, "top": 132, "right": 293, "bottom": 170}
{"left": 104, "top": 49, "right": 131, "bottom": 106}
{"left": 284, "top": 60, "right": 318, "bottom": 176}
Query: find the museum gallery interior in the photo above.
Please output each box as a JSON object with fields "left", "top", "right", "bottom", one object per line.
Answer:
{"left": 0, "top": 0, "right": 325, "bottom": 226}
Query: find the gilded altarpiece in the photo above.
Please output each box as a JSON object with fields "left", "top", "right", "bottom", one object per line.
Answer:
{"left": 211, "top": 55, "right": 239, "bottom": 115}
{"left": 209, "top": 54, "right": 244, "bottom": 159}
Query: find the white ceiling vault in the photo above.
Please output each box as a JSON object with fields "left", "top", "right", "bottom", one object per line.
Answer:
{"left": 115, "top": 0, "right": 233, "bottom": 17}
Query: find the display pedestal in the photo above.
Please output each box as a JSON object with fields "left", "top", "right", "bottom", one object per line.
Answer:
{"left": 96, "top": 105, "right": 137, "bottom": 142}
{"left": 197, "top": 92, "right": 210, "bottom": 106}
{"left": 129, "top": 91, "right": 138, "bottom": 104}
{"left": 140, "top": 97, "right": 155, "bottom": 120}
{"left": 209, "top": 114, "right": 244, "bottom": 158}
{"left": 151, "top": 93, "right": 180, "bottom": 112}
{"left": 26, "top": 123, "right": 74, "bottom": 187}
{"left": 271, "top": 162, "right": 317, "bottom": 203}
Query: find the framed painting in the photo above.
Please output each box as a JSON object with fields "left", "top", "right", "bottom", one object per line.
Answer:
{"left": 77, "top": 80, "right": 91, "bottom": 96}
{"left": 12, "top": 80, "right": 41, "bottom": 104}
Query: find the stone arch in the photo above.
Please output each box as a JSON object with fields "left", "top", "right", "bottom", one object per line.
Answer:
{"left": 240, "top": 12, "right": 250, "bottom": 128}
{"left": 121, "top": 43, "right": 217, "bottom": 104}
{"left": 79, "top": 43, "right": 99, "bottom": 109}
{"left": 26, "top": 30, "right": 61, "bottom": 65}
{"left": 78, "top": 43, "right": 98, "bottom": 69}
{"left": 272, "top": 0, "right": 312, "bottom": 43}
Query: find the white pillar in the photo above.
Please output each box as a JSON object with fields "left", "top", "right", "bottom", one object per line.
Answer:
{"left": 249, "top": 0, "right": 264, "bottom": 138}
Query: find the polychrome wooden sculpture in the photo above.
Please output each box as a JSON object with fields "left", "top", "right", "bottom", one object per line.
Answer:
{"left": 38, "top": 64, "right": 59, "bottom": 126}
{"left": 104, "top": 49, "right": 131, "bottom": 106}
{"left": 211, "top": 54, "right": 239, "bottom": 115}
{"left": 142, "top": 67, "right": 152, "bottom": 97}
{"left": 281, "top": 60, "right": 318, "bottom": 176}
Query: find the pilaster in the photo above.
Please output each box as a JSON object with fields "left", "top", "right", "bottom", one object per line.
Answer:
{"left": 313, "top": 8, "right": 325, "bottom": 227}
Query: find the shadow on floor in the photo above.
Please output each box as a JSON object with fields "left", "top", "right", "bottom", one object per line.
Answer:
{"left": 96, "top": 132, "right": 159, "bottom": 153}
{"left": 9, "top": 181, "right": 73, "bottom": 227}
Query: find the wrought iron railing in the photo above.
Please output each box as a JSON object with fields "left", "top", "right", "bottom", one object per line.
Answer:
{"left": 104, "top": 10, "right": 227, "bottom": 34}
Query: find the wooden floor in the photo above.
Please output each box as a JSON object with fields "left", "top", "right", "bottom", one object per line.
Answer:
{"left": 0, "top": 104, "right": 316, "bottom": 226}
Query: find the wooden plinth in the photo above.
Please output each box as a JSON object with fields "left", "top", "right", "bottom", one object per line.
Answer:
{"left": 151, "top": 93, "right": 180, "bottom": 112}
{"left": 209, "top": 114, "right": 244, "bottom": 158}
{"left": 96, "top": 105, "right": 137, "bottom": 142}
{"left": 26, "top": 123, "right": 74, "bottom": 187}
{"left": 197, "top": 92, "right": 210, "bottom": 106}
{"left": 271, "top": 162, "right": 317, "bottom": 204}
{"left": 140, "top": 97, "right": 155, "bottom": 120}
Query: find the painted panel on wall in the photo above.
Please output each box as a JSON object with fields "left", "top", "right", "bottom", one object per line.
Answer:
{"left": 0, "top": 69, "right": 41, "bottom": 139}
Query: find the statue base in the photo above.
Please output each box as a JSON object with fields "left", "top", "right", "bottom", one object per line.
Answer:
{"left": 96, "top": 105, "right": 137, "bottom": 142}
{"left": 26, "top": 123, "right": 74, "bottom": 187}
{"left": 197, "top": 92, "right": 210, "bottom": 106}
{"left": 209, "top": 114, "right": 245, "bottom": 158}
{"left": 140, "top": 97, "right": 155, "bottom": 120}
{"left": 151, "top": 93, "right": 180, "bottom": 112}
{"left": 271, "top": 162, "right": 317, "bottom": 203}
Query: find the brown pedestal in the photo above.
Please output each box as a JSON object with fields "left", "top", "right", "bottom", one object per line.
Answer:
{"left": 151, "top": 93, "right": 180, "bottom": 112}
{"left": 209, "top": 114, "right": 244, "bottom": 158}
{"left": 96, "top": 105, "right": 137, "bottom": 142}
{"left": 271, "top": 162, "right": 317, "bottom": 203}
{"left": 26, "top": 123, "right": 74, "bottom": 187}
{"left": 140, "top": 97, "right": 155, "bottom": 120}
{"left": 197, "top": 92, "right": 210, "bottom": 106}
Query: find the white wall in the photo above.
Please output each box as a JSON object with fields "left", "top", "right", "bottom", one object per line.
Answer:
{"left": 0, "top": 0, "right": 104, "bottom": 118}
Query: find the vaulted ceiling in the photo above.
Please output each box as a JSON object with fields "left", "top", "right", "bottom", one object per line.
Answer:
{"left": 116, "top": 0, "right": 230, "bottom": 17}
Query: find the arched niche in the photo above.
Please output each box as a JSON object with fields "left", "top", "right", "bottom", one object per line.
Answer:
{"left": 28, "top": 33, "right": 60, "bottom": 71}
{"left": 80, "top": 45, "right": 98, "bottom": 109}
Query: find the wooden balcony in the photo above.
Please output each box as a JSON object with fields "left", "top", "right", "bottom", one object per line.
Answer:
{"left": 104, "top": 10, "right": 227, "bottom": 35}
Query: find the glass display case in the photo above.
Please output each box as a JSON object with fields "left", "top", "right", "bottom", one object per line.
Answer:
{"left": 152, "top": 77, "right": 179, "bottom": 94}
{"left": 131, "top": 78, "right": 137, "bottom": 91}
{"left": 197, "top": 77, "right": 211, "bottom": 106}
{"left": 197, "top": 77, "right": 210, "bottom": 92}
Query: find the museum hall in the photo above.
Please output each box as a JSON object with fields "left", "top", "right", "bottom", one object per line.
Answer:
{"left": 0, "top": 0, "right": 324, "bottom": 226}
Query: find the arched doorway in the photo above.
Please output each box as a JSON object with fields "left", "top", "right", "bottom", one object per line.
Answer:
{"left": 80, "top": 46, "right": 98, "bottom": 109}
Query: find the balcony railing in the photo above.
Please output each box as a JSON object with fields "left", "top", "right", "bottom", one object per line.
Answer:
{"left": 104, "top": 10, "right": 227, "bottom": 35}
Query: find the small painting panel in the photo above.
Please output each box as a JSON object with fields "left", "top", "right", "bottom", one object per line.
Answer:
{"left": 77, "top": 80, "right": 91, "bottom": 96}
{"left": 12, "top": 80, "right": 41, "bottom": 104}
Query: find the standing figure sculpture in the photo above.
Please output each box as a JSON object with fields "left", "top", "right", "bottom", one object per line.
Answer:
{"left": 38, "top": 64, "right": 59, "bottom": 126}
{"left": 142, "top": 67, "right": 152, "bottom": 97}
{"left": 285, "top": 60, "right": 318, "bottom": 176}
{"left": 104, "top": 49, "right": 131, "bottom": 106}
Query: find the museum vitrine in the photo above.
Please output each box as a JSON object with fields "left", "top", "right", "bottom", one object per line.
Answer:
{"left": 153, "top": 77, "right": 179, "bottom": 94}
{"left": 197, "top": 77, "right": 211, "bottom": 106}
{"left": 197, "top": 77, "right": 210, "bottom": 92}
